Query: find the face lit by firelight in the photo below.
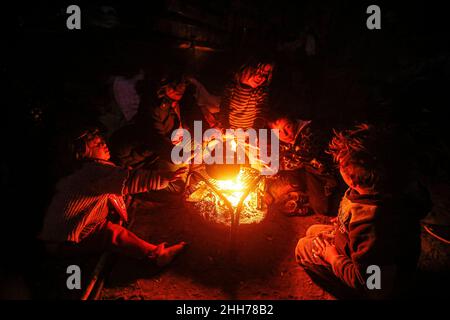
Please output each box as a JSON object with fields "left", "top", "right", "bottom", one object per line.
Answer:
{"left": 164, "top": 81, "right": 187, "bottom": 101}
{"left": 86, "top": 135, "right": 110, "bottom": 161}
{"left": 270, "top": 118, "right": 296, "bottom": 144}
{"left": 241, "top": 63, "right": 273, "bottom": 88}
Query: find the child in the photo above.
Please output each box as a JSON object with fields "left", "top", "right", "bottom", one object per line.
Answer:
{"left": 268, "top": 115, "right": 336, "bottom": 216}
{"left": 151, "top": 73, "right": 187, "bottom": 146}
{"left": 295, "top": 123, "right": 431, "bottom": 298}
{"left": 219, "top": 58, "right": 274, "bottom": 129}
{"left": 40, "top": 127, "right": 187, "bottom": 267}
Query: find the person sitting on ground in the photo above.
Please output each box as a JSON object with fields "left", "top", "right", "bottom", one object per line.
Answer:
{"left": 150, "top": 74, "right": 187, "bottom": 146}
{"left": 39, "top": 126, "right": 187, "bottom": 267}
{"left": 144, "top": 71, "right": 203, "bottom": 151}
{"left": 109, "top": 71, "right": 190, "bottom": 167}
{"left": 109, "top": 71, "right": 205, "bottom": 194}
{"left": 268, "top": 115, "right": 326, "bottom": 171}
{"left": 219, "top": 57, "right": 274, "bottom": 130}
{"left": 267, "top": 115, "right": 336, "bottom": 216}
{"left": 295, "top": 123, "right": 431, "bottom": 299}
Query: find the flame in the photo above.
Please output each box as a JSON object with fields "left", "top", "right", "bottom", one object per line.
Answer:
{"left": 184, "top": 130, "right": 274, "bottom": 225}
{"left": 215, "top": 176, "right": 245, "bottom": 207}
{"left": 183, "top": 133, "right": 276, "bottom": 175}
{"left": 230, "top": 139, "right": 237, "bottom": 152}
{"left": 185, "top": 167, "right": 267, "bottom": 225}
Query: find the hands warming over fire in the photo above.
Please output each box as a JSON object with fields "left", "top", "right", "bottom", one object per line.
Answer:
{"left": 312, "top": 234, "right": 339, "bottom": 265}
{"left": 171, "top": 130, "right": 184, "bottom": 145}
{"left": 160, "top": 167, "right": 188, "bottom": 188}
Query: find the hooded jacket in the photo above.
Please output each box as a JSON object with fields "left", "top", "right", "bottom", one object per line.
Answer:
{"left": 331, "top": 182, "right": 431, "bottom": 297}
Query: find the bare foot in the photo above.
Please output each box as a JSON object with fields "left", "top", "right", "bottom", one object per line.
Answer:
{"left": 155, "top": 242, "right": 188, "bottom": 267}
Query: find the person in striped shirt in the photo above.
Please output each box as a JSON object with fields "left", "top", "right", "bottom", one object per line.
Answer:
{"left": 40, "top": 127, "right": 187, "bottom": 267}
{"left": 219, "top": 59, "right": 274, "bottom": 130}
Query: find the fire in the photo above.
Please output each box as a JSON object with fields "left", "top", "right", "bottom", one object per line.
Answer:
{"left": 185, "top": 167, "right": 267, "bottom": 226}
{"left": 215, "top": 175, "right": 245, "bottom": 208}
{"left": 183, "top": 132, "right": 270, "bottom": 226}
{"left": 173, "top": 125, "right": 279, "bottom": 176}
{"left": 230, "top": 139, "right": 237, "bottom": 152}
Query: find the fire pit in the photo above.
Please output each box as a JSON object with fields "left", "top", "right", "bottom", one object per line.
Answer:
{"left": 184, "top": 165, "right": 267, "bottom": 227}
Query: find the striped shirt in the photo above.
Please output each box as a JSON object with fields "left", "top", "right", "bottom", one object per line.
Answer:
{"left": 220, "top": 81, "right": 269, "bottom": 129}
{"left": 40, "top": 160, "right": 164, "bottom": 243}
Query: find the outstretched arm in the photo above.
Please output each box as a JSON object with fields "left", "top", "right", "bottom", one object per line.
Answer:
{"left": 123, "top": 167, "right": 187, "bottom": 195}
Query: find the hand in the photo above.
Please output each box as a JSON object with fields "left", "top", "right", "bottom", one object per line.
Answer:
{"left": 330, "top": 216, "right": 338, "bottom": 227}
{"left": 211, "top": 122, "right": 224, "bottom": 131}
{"left": 171, "top": 129, "right": 184, "bottom": 145}
{"left": 160, "top": 167, "right": 188, "bottom": 188}
{"left": 203, "top": 111, "right": 218, "bottom": 128}
{"left": 312, "top": 236, "right": 339, "bottom": 265}
{"left": 239, "top": 67, "right": 254, "bottom": 87}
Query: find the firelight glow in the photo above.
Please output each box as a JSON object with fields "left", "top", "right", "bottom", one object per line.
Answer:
{"left": 171, "top": 121, "right": 280, "bottom": 175}
{"left": 185, "top": 167, "right": 267, "bottom": 225}
{"left": 216, "top": 177, "right": 245, "bottom": 207}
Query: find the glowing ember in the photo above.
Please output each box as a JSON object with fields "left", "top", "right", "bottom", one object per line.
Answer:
{"left": 215, "top": 178, "right": 244, "bottom": 207}
{"left": 185, "top": 167, "right": 267, "bottom": 226}
{"left": 230, "top": 139, "right": 237, "bottom": 152}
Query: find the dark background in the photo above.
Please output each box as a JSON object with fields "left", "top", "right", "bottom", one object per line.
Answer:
{"left": 1, "top": 0, "right": 449, "bottom": 298}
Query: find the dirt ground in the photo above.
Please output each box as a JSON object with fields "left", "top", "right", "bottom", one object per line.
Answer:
{"left": 101, "top": 197, "right": 335, "bottom": 300}
{"left": 100, "top": 181, "right": 450, "bottom": 301}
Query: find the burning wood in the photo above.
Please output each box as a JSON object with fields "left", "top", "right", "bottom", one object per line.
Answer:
{"left": 184, "top": 166, "right": 267, "bottom": 226}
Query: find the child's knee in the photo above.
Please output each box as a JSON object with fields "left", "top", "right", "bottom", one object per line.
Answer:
{"left": 306, "top": 224, "right": 330, "bottom": 237}
{"left": 295, "top": 237, "right": 313, "bottom": 265}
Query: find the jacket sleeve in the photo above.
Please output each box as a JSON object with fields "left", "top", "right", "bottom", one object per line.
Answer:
{"left": 330, "top": 221, "right": 375, "bottom": 290}
{"left": 122, "top": 169, "right": 165, "bottom": 195}
{"left": 330, "top": 208, "right": 398, "bottom": 295}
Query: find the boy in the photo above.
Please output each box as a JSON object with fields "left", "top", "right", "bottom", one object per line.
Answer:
{"left": 295, "top": 123, "right": 431, "bottom": 298}
{"left": 40, "top": 127, "right": 187, "bottom": 267}
{"left": 268, "top": 115, "right": 336, "bottom": 216}
{"left": 219, "top": 58, "right": 274, "bottom": 130}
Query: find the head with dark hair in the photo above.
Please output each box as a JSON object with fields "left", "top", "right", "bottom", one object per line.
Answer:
{"left": 70, "top": 126, "right": 110, "bottom": 162}
{"left": 328, "top": 123, "right": 409, "bottom": 193}
{"left": 156, "top": 69, "right": 189, "bottom": 102}
{"left": 235, "top": 55, "right": 275, "bottom": 88}
{"left": 267, "top": 113, "right": 298, "bottom": 144}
